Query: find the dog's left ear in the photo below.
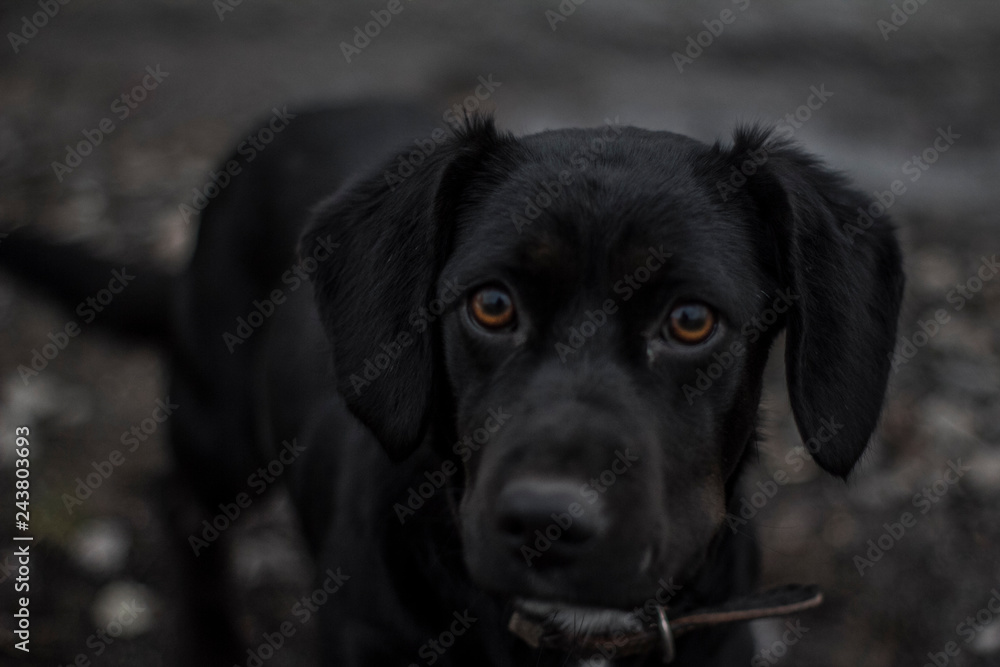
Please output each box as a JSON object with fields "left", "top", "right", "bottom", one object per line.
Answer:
{"left": 730, "top": 127, "right": 905, "bottom": 478}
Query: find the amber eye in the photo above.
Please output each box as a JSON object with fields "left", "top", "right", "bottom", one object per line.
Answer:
{"left": 665, "top": 302, "right": 716, "bottom": 344}
{"left": 469, "top": 286, "right": 516, "bottom": 330}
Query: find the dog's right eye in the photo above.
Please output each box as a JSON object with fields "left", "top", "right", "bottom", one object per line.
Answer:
{"left": 469, "top": 286, "right": 516, "bottom": 330}
{"left": 664, "top": 302, "right": 716, "bottom": 345}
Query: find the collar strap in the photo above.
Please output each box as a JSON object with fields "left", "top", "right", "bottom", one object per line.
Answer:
{"left": 508, "top": 584, "right": 823, "bottom": 663}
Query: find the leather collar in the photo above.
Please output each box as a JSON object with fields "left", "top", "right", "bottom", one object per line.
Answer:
{"left": 508, "top": 584, "right": 823, "bottom": 663}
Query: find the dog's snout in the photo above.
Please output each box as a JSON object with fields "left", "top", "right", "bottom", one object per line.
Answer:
{"left": 494, "top": 478, "right": 606, "bottom": 560}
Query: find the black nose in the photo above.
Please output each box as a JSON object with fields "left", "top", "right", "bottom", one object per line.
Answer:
{"left": 494, "top": 478, "right": 606, "bottom": 565}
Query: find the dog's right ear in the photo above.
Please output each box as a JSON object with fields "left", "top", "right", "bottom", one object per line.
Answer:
{"left": 300, "top": 116, "right": 505, "bottom": 460}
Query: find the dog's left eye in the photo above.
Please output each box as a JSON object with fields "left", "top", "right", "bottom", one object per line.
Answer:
{"left": 665, "top": 302, "right": 716, "bottom": 344}
{"left": 469, "top": 286, "right": 516, "bottom": 330}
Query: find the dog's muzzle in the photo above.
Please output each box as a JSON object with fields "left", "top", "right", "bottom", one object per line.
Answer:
{"left": 508, "top": 584, "right": 823, "bottom": 663}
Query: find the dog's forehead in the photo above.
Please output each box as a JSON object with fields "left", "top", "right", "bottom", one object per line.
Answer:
{"left": 446, "top": 128, "right": 771, "bottom": 310}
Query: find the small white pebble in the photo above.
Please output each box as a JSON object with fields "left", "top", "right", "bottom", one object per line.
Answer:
{"left": 91, "top": 581, "right": 156, "bottom": 638}
{"left": 72, "top": 518, "right": 131, "bottom": 576}
{"left": 971, "top": 621, "right": 1000, "bottom": 655}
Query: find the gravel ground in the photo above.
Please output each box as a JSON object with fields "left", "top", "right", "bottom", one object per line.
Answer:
{"left": 0, "top": 1, "right": 998, "bottom": 665}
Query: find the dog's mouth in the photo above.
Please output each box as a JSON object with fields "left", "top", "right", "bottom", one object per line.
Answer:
{"left": 508, "top": 597, "right": 661, "bottom": 658}
{"left": 508, "top": 595, "right": 682, "bottom": 661}
{"left": 512, "top": 597, "right": 646, "bottom": 638}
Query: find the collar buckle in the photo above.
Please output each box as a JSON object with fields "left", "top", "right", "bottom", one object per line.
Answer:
{"left": 655, "top": 605, "right": 676, "bottom": 663}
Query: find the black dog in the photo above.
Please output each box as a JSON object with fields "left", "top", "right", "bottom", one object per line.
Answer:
{"left": 1, "top": 102, "right": 903, "bottom": 666}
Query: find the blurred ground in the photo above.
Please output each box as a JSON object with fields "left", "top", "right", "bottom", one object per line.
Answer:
{"left": 0, "top": 1, "right": 998, "bottom": 665}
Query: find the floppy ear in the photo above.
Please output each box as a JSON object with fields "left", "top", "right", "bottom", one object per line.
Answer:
{"left": 300, "top": 116, "right": 505, "bottom": 460}
{"left": 732, "top": 127, "right": 905, "bottom": 478}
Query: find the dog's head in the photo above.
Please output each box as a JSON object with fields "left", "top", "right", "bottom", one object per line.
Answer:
{"left": 302, "top": 117, "right": 903, "bottom": 613}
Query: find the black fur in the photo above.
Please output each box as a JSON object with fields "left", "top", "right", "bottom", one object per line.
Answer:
{"left": 0, "top": 102, "right": 903, "bottom": 666}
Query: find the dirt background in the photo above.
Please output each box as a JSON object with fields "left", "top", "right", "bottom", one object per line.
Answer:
{"left": 0, "top": 1, "right": 998, "bottom": 665}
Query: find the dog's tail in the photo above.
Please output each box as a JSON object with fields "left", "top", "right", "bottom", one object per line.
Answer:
{"left": 0, "top": 228, "right": 175, "bottom": 345}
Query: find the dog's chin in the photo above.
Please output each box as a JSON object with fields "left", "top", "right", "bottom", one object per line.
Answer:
{"left": 512, "top": 597, "right": 647, "bottom": 639}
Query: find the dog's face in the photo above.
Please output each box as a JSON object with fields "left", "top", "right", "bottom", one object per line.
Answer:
{"left": 441, "top": 131, "right": 785, "bottom": 607}
{"left": 304, "top": 120, "right": 903, "bottom": 615}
